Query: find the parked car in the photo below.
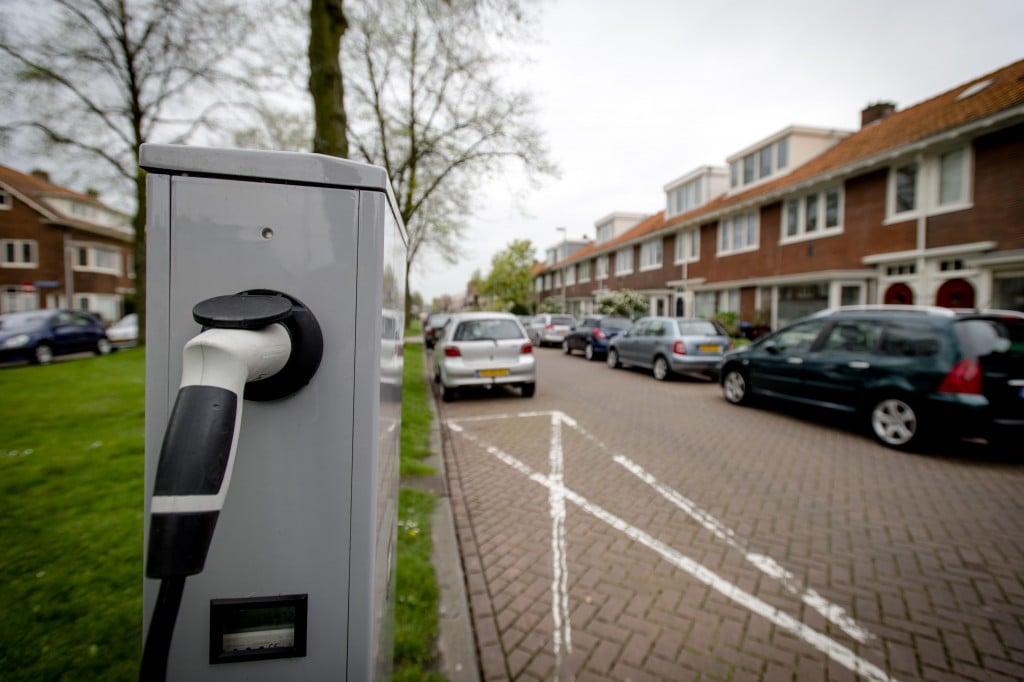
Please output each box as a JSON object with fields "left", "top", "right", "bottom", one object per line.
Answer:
{"left": 527, "top": 313, "right": 576, "bottom": 347}
{"left": 106, "top": 313, "right": 138, "bottom": 349}
{"left": 562, "top": 315, "right": 633, "bottom": 360}
{"left": 433, "top": 312, "right": 536, "bottom": 401}
{"left": 423, "top": 313, "right": 450, "bottom": 349}
{"left": 718, "top": 306, "right": 1024, "bottom": 450}
{"left": 0, "top": 309, "right": 112, "bottom": 365}
{"left": 607, "top": 316, "right": 731, "bottom": 381}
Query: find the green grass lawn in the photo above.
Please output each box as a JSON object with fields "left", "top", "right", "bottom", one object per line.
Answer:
{"left": 0, "top": 344, "right": 442, "bottom": 680}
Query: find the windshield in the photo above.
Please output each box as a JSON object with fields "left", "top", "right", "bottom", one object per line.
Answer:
{"left": 676, "top": 320, "right": 723, "bottom": 336}
{"left": 601, "top": 318, "right": 633, "bottom": 331}
{"left": 0, "top": 312, "right": 49, "bottom": 332}
{"left": 453, "top": 319, "right": 525, "bottom": 341}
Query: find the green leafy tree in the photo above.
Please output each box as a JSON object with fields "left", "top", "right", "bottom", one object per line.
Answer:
{"left": 482, "top": 239, "right": 536, "bottom": 312}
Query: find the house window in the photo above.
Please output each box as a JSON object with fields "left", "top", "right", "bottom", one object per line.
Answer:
{"left": 885, "top": 263, "right": 917, "bottom": 276}
{"left": 718, "top": 211, "right": 759, "bottom": 255}
{"left": 939, "top": 148, "right": 966, "bottom": 206}
{"left": 759, "top": 147, "right": 772, "bottom": 178}
{"left": 0, "top": 190, "right": 11, "bottom": 210}
{"left": 674, "top": 229, "right": 699, "bottom": 263}
{"left": 805, "top": 194, "right": 819, "bottom": 232}
{"left": 825, "top": 188, "right": 841, "bottom": 228}
{"left": 730, "top": 162, "right": 739, "bottom": 188}
{"left": 615, "top": 247, "right": 633, "bottom": 275}
{"left": 782, "top": 187, "right": 843, "bottom": 242}
{"left": 776, "top": 138, "right": 788, "bottom": 169}
{"left": 2, "top": 239, "right": 38, "bottom": 268}
{"left": 640, "top": 239, "right": 663, "bottom": 270}
{"left": 74, "top": 245, "right": 123, "bottom": 275}
{"left": 578, "top": 260, "right": 590, "bottom": 283}
{"left": 940, "top": 259, "right": 965, "bottom": 272}
{"left": 596, "top": 224, "right": 613, "bottom": 244}
{"left": 565, "top": 265, "right": 575, "bottom": 286}
{"left": 895, "top": 164, "right": 917, "bottom": 213}
{"left": 535, "top": 278, "right": 543, "bottom": 293}
{"left": 742, "top": 154, "right": 755, "bottom": 184}
{"left": 596, "top": 255, "right": 609, "bottom": 279}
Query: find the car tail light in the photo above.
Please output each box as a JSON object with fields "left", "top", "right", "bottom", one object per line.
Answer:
{"left": 673, "top": 340, "right": 687, "bottom": 355}
{"left": 520, "top": 343, "right": 533, "bottom": 354}
{"left": 594, "top": 328, "right": 605, "bottom": 340}
{"left": 443, "top": 345, "right": 461, "bottom": 358}
{"left": 938, "top": 358, "right": 982, "bottom": 395}
{"left": 546, "top": 323, "right": 554, "bottom": 330}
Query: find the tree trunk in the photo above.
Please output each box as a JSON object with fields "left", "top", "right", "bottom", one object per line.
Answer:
{"left": 309, "top": 0, "right": 349, "bottom": 157}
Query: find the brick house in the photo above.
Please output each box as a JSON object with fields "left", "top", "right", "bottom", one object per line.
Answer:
{"left": 0, "top": 165, "right": 135, "bottom": 322}
{"left": 534, "top": 59, "right": 1024, "bottom": 329}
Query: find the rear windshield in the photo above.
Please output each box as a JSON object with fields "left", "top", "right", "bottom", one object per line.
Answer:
{"left": 600, "top": 318, "right": 632, "bottom": 331}
{"left": 453, "top": 319, "right": 525, "bottom": 341}
{"left": 0, "top": 312, "right": 49, "bottom": 331}
{"left": 551, "top": 316, "right": 575, "bottom": 326}
{"left": 676, "top": 320, "right": 723, "bottom": 336}
{"left": 955, "top": 317, "right": 1024, "bottom": 359}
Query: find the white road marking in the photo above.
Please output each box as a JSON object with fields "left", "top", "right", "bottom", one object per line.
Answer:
{"left": 447, "top": 410, "right": 895, "bottom": 681}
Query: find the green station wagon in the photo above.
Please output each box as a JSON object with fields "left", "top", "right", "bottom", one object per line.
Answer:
{"left": 718, "top": 306, "right": 1024, "bottom": 450}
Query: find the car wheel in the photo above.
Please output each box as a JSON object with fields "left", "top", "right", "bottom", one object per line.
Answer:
{"left": 652, "top": 356, "right": 671, "bottom": 381}
{"left": 869, "top": 395, "right": 921, "bottom": 449}
{"left": 442, "top": 384, "right": 456, "bottom": 402}
{"left": 584, "top": 343, "right": 596, "bottom": 361}
{"left": 521, "top": 382, "right": 536, "bottom": 398}
{"left": 562, "top": 340, "right": 571, "bottom": 355}
{"left": 95, "top": 337, "right": 112, "bottom": 356}
{"left": 722, "top": 368, "right": 750, "bottom": 405}
{"left": 607, "top": 348, "right": 621, "bottom": 369}
{"left": 32, "top": 343, "right": 54, "bottom": 365}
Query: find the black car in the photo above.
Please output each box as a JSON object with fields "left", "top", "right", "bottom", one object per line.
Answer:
{"left": 718, "top": 306, "right": 1024, "bottom": 450}
{"left": 423, "top": 313, "right": 450, "bottom": 349}
{"left": 0, "top": 309, "right": 113, "bottom": 365}
{"left": 562, "top": 315, "right": 632, "bottom": 360}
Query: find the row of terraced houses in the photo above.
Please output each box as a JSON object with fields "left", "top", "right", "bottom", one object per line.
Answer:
{"left": 531, "top": 59, "right": 1024, "bottom": 329}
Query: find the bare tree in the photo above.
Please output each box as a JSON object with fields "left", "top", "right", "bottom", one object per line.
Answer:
{"left": 0, "top": 0, "right": 268, "bottom": 343}
{"left": 309, "top": 0, "right": 349, "bottom": 156}
{"left": 343, "top": 0, "right": 557, "bottom": 323}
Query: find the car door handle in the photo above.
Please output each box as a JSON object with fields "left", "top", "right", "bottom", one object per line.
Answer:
{"left": 786, "top": 357, "right": 803, "bottom": 365}
{"left": 847, "top": 361, "right": 871, "bottom": 369}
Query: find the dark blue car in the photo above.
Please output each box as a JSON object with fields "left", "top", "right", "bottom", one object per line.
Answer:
{"left": 562, "top": 315, "right": 632, "bottom": 360}
{"left": 0, "top": 309, "right": 112, "bottom": 365}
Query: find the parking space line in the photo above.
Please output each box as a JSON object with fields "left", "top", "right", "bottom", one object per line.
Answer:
{"left": 447, "top": 411, "right": 897, "bottom": 681}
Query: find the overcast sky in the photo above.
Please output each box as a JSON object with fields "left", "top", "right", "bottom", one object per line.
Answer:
{"left": 412, "top": 0, "right": 1024, "bottom": 304}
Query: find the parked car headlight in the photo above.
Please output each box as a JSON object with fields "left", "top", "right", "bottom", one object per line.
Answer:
{"left": 2, "top": 334, "right": 31, "bottom": 349}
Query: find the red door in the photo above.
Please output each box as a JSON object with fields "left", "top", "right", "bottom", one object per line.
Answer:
{"left": 935, "top": 278, "right": 975, "bottom": 308}
{"left": 883, "top": 283, "right": 914, "bottom": 305}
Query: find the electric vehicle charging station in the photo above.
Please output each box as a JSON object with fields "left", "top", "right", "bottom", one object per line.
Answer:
{"left": 139, "top": 144, "right": 407, "bottom": 681}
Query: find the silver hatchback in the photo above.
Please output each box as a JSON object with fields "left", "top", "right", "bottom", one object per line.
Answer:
{"left": 607, "top": 316, "right": 731, "bottom": 381}
{"left": 433, "top": 312, "right": 537, "bottom": 401}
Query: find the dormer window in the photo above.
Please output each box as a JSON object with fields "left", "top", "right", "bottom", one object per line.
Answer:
{"left": 0, "top": 190, "right": 11, "bottom": 210}
{"left": 731, "top": 139, "right": 789, "bottom": 189}
{"left": 596, "top": 223, "right": 613, "bottom": 244}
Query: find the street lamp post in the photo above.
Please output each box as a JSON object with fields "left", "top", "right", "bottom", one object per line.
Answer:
{"left": 556, "top": 226, "right": 567, "bottom": 314}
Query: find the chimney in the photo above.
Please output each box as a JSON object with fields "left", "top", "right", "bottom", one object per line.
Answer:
{"left": 861, "top": 102, "right": 896, "bottom": 128}
{"left": 30, "top": 169, "right": 51, "bottom": 183}
{"left": 85, "top": 188, "right": 100, "bottom": 198}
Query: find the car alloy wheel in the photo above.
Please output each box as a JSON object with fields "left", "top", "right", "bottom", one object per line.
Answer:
{"left": 585, "top": 343, "right": 595, "bottom": 361}
{"left": 607, "top": 348, "right": 621, "bottom": 369}
{"left": 870, "top": 396, "right": 919, "bottom": 448}
{"left": 33, "top": 344, "right": 54, "bottom": 365}
{"left": 722, "top": 369, "right": 749, "bottom": 405}
{"left": 653, "top": 356, "right": 670, "bottom": 381}
{"left": 95, "top": 337, "right": 113, "bottom": 355}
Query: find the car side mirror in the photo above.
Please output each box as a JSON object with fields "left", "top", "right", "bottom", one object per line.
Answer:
{"left": 762, "top": 339, "right": 779, "bottom": 354}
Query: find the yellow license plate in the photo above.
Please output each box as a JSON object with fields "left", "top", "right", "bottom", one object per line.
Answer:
{"left": 699, "top": 345, "right": 721, "bottom": 353}
{"left": 478, "top": 368, "right": 509, "bottom": 377}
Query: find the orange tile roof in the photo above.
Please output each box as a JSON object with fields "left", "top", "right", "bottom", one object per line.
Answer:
{"left": 542, "top": 58, "right": 1024, "bottom": 273}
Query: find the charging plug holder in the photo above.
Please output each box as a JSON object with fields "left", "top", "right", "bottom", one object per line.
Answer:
{"left": 193, "top": 290, "right": 324, "bottom": 401}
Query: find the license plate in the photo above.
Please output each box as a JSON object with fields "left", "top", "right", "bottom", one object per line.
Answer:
{"left": 699, "top": 345, "right": 721, "bottom": 353}
{"left": 478, "top": 368, "right": 509, "bottom": 377}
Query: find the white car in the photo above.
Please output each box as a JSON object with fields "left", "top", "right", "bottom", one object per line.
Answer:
{"left": 106, "top": 313, "right": 138, "bottom": 349}
{"left": 527, "top": 313, "right": 576, "bottom": 347}
{"left": 433, "top": 312, "right": 536, "bottom": 401}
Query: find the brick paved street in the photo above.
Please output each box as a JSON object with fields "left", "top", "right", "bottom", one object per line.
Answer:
{"left": 433, "top": 346, "right": 1024, "bottom": 681}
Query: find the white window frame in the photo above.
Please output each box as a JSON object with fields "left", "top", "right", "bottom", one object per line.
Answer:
{"left": 0, "top": 190, "right": 12, "bottom": 211}
{"left": 596, "top": 224, "right": 613, "bottom": 244}
{"left": 564, "top": 265, "right": 575, "bottom": 286}
{"left": 596, "top": 255, "right": 609, "bottom": 279}
{"left": 74, "top": 244, "right": 123, "bottom": 276}
{"left": 674, "top": 229, "right": 700, "bottom": 264}
{"left": 535, "top": 278, "right": 544, "bottom": 293}
{"left": 781, "top": 186, "right": 844, "bottom": 243}
{"left": 640, "top": 238, "right": 663, "bottom": 271}
{"left": 578, "top": 260, "right": 591, "bottom": 283}
{"left": 886, "top": 145, "right": 973, "bottom": 223}
{"left": 717, "top": 211, "right": 759, "bottom": 256}
{"left": 1, "top": 239, "right": 38, "bottom": 268}
{"left": 615, "top": 247, "right": 633, "bottom": 275}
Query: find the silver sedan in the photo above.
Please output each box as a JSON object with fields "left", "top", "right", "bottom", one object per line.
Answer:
{"left": 433, "top": 312, "right": 537, "bottom": 401}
